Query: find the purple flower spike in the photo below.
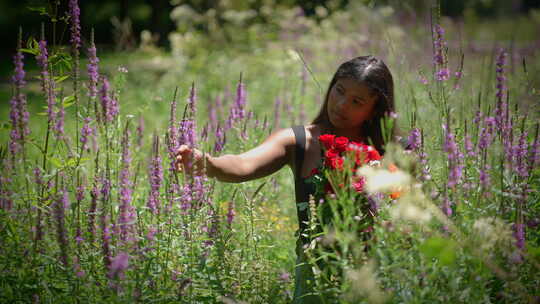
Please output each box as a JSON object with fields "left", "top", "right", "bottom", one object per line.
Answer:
{"left": 80, "top": 117, "right": 94, "bottom": 152}
{"left": 87, "top": 41, "right": 100, "bottom": 99}
{"left": 226, "top": 201, "right": 235, "bottom": 227}
{"left": 407, "top": 128, "right": 421, "bottom": 151}
{"left": 147, "top": 135, "right": 163, "bottom": 214}
{"left": 444, "top": 124, "right": 463, "bottom": 188}
{"left": 36, "top": 40, "right": 57, "bottom": 126}
{"left": 118, "top": 128, "right": 134, "bottom": 244}
{"left": 9, "top": 42, "right": 30, "bottom": 155}
{"left": 214, "top": 124, "right": 226, "bottom": 153}
{"left": 513, "top": 223, "right": 525, "bottom": 249}
{"left": 433, "top": 24, "right": 449, "bottom": 81}
{"left": 109, "top": 252, "right": 129, "bottom": 279}
{"left": 55, "top": 187, "right": 70, "bottom": 267}
{"left": 69, "top": 0, "right": 81, "bottom": 50}
{"left": 99, "top": 77, "right": 119, "bottom": 123}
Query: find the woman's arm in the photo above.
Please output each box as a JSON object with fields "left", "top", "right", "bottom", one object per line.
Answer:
{"left": 176, "top": 128, "right": 296, "bottom": 183}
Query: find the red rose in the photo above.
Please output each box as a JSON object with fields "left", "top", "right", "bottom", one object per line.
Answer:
{"left": 310, "top": 168, "right": 319, "bottom": 176}
{"left": 324, "top": 149, "right": 343, "bottom": 170}
{"left": 325, "top": 149, "right": 339, "bottom": 160}
{"left": 334, "top": 136, "right": 349, "bottom": 153}
{"left": 319, "top": 134, "right": 336, "bottom": 150}
{"left": 366, "top": 146, "right": 381, "bottom": 161}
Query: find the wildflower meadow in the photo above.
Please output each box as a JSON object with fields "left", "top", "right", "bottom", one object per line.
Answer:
{"left": 1, "top": 1, "right": 539, "bottom": 303}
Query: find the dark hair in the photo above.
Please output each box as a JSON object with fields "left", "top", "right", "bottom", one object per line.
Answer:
{"left": 312, "top": 55, "right": 395, "bottom": 153}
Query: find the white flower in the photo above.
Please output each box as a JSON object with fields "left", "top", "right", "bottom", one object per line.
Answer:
{"left": 389, "top": 200, "right": 431, "bottom": 224}
{"left": 357, "top": 166, "right": 411, "bottom": 193}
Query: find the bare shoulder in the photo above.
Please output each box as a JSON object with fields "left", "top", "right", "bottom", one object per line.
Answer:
{"left": 266, "top": 127, "right": 296, "bottom": 146}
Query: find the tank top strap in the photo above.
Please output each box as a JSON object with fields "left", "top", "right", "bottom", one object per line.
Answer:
{"left": 291, "top": 125, "right": 306, "bottom": 181}
{"left": 291, "top": 125, "right": 310, "bottom": 242}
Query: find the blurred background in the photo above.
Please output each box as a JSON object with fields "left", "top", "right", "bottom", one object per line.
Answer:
{"left": 1, "top": 0, "right": 539, "bottom": 56}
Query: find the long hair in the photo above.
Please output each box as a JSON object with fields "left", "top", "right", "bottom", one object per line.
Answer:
{"left": 312, "top": 56, "right": 395, "bottom": 153}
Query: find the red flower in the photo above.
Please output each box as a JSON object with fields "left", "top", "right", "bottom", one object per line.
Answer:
{"left": 325, "top": 156, "right": 344, "bottom": 170}
{"left": 334, "top": 136, "right": 349, "bottom": 153}
{"left": 325, "top": 149, "right": 339, "bottom": 160}
{"left": 310, "top": 168, "right": 320, "bottom": 176}
{"left": 324, "top": 181, "right": 334, "bottom": 194}
{"left": 366, "top": 146, "right": 381, "bottom": 161}
{"left": 319, "top": 134, "right": 336, "bottom": 150}
{"left": 352, "top": 176, "right": 365, "bottom": 193}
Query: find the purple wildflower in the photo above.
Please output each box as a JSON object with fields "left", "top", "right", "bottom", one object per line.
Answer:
{"left": 444, "top": 124, "right": 463, "bottom": 188}
{"left": 87, "top": 40, "right": 100, "bottom": 99}
{"left": 147, "top": 135, "right": 163, "bottom": 214}
{"left": 0, "top": 177, "right": 13, "bottom": 211}
{"left": 88, "top": 177, "right": 99, "bottom": 241}
{"left": 73, "top": 256, "right": 85, "bottom": 278}
{"left": 435, "top": 68, "right": 450, "bottom": 81}
{"left": 226, "top": 201, "right": 235, "bottom": 227}
{"left": 69, "top": 0, "right": 81, "bottom": 49}
{"left": 36, "top": 40, "right": 49, "bottom": 95}
{"left": 479, "top": 164, "right": 491, "bottom": 188}
{"left": 495, "top": 48, "right": 508, "bottom": 133}
{"left": 100, "top": 176, "right": 112, "bottom": 268}
{"left": 108, "top": 252, "right": 129, "bottom": 280}
{"left": 514, "top": 131, "right": 529, "bottom": 178}
{"left": 192, "top": 176, "right": 206, "bottom": 206}
{"left": 418, "top": 73, "right": 428, "bottom": 85}
{"left": 214, "top": 124, "right": 226, "bottom": 153}
{"left": 167, "top": 89, "right": 179, "bottom": 167}
{"left": 464, "top": 135, "right": 476, "bottom": 157}
{"left": 9, "top": 43, "right": 30, "bottom": 155}
{"left": 55, "top": 187, "right": 70, "bottom": 267}
{"left": 478, "top": 117, "right": 496, "bottom": 151}
{"left": 178, "top": 119, "right": 196, "bottom": 147}
{"left": 177, "top": 84, "right": 198, "bottom": 149}
{"left": 513, "top": 223, "right": 525, "bottom": 249}
{"left": 433, "top": 24, "right": 449, "bottom": 81}
{"left": 36, "top": 40, "right": 57, "bottom": 125}
{"left": 54, "top": 103, "right": 65, "bottom": 139}
{"left": 80, "top": 117, "right": 94, "bottom": 152}
{"left": 118, "top": 128, "right": 134, "bottom": 244}
{"left": 442, "top": 196, "right": 452, "bottom": 217}
{"left": 407, "top": 128, "right": 421, "bottom": 151}
{"left": 99, "top": 77, "right": 119, "bottom": 123}
{"left": 201, "top": 122, "right": 209, "bottom": 142}
{"left": 180, "top": 183, "right": 193, "bottom": 213}
{"left": 231, "top": 77, "right": 246, "bottom": 121}
{"left": 146, "top": 226, "right": 158, "bottom": 241}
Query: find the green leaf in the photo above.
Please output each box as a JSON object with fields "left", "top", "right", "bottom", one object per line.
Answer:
{"left": 20, "top": 48, "right": 38, "bottom": 55}
{"left": 62, "top": 95, "right": 76, "bottom": 108}
{"left": 419, "top": 236, "right": 457, "bottom": 266}
{"left": 49, "top": 157, "right": 62, "bottom": 168}
{"left": 27, "top": 6, "right": 48, "bottom": 15}
{"left": 53, "top": 75, "right": 69, "bottom": 83}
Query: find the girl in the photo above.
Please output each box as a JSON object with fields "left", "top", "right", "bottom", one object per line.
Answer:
{"left": 175, "top": 55, "right": 396, "bottom": 302}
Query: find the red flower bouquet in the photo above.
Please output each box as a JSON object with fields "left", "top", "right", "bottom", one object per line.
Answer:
{"left": 307, "top": 134, "right": 382, "bottom": 197}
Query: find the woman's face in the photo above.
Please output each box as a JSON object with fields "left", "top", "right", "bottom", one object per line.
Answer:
{"left": 327, "top": 78, "right": 378, "bottom": 130}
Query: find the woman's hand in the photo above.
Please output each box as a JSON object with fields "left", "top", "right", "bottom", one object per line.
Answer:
{"left": 175, "top": 145, "right": 207, "bottom": 176}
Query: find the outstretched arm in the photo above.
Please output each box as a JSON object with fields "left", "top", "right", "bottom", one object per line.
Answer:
{"left": 176, "top": 128, "right": 296, "bottom": 183}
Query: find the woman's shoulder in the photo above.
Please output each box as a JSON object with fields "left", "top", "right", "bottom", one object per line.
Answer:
{"left": 268, "top": 124, "right": 323, "bottom": 146}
